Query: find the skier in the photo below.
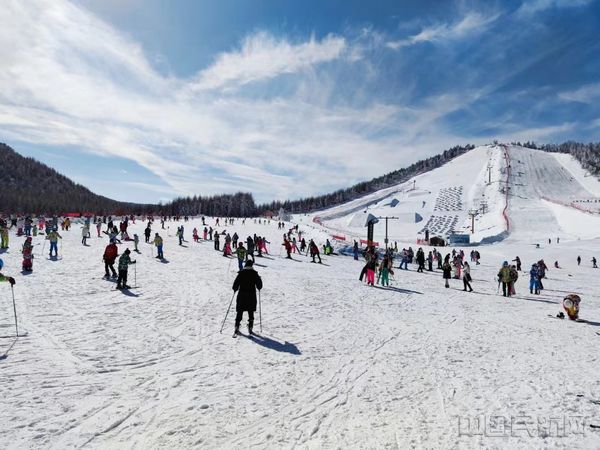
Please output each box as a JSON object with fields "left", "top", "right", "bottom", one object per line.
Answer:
{"left": 203, "top": 227, "right": 208, "bottom": 240}
{"left": 353, "top": 241, "right": 359, "bottom": 260}
{"left": 236, "top": 243, "right": 247, "bottom": 271}
{"left": 593, "top": 257, "right": 598, "bottom": 268}
{"left": 177, "top": 226, "right": 183, "bottom": 246}
{"left": 462, "top": 261, "right": 473, "bottom": 292}
{"left": 442, "top": 260, "right": 452, "bottom": 288}
{"left": 154, "top": 233, "right": 164, "bottom": 259}
{"left": 529, "top": 264, "right": 541, "bottom": 295}
{"left": 379, "top": 255, "right": 391, "bottom": 287}
{"left": 46, "top": 229, "right": 62, "bottom": 258}
{"left": 416, "top": 248, "right": 425, "bottom": 273}
{"left": 144, "top": 225, "right": 151, "bottom": 243}
{"left": 214, "top": 232, "right": 220, "bottom": 251}
{"left": 577, "top": 255, "right": 581, "bottom": 266}
{"left": 498, "top": 261, "right": 512, "bottom": 297}
{"left": 283, "top": 238, "right": 292, "bottom": 259}
{"left": 22, "top": 237, "right": 34, "bottom": 271}
{"left": 81, "top": 223, "right": 90, "bottom": 245}
{"left": 365, "top": 256, "right": 377, "bottom": 286}
{"left": 513, "top": 256, "right": 521, "bottom": 271}
{"left": 133, "top": 234, "right": 140, "bottom": 253}
{"left": 116, "top": 248, "right": 136, "bottom": 290}
{"left": 427, "top": 251, "right": 433, "bottom": 272}
{"left": 309, "top": 239, "right": 322, "bottom": 264}
{"left": 246, "top": 236, "right": 255, "bottom": 262}
{"left": 96, "top": 221, "right": 102, "bottom": 237}
{"left": 0, "top": 259, "right": 16, "bottom": 285}
{"left": 232, "top": 260, "right": 262, "bottom": 335}
{"left": 103, "top": 240, "right": 118, "bottom": 278}
{"left": 232, "top": 232, "right": 238, "bottom": 249}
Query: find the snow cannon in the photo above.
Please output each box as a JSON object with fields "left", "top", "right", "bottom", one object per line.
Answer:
{"left": 562, "top": 294, "right": 581, "bottom": 321}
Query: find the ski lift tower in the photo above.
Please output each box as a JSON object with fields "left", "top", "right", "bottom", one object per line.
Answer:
{"left": 377, "top": 216, "right": 400, "bottom": 249}
{"left": 468, "top": 209, "right": 479, "bottom": 234}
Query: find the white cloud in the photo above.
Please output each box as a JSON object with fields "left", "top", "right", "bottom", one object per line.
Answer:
{"left": 517, "top": 0, "right": 593, "bottom": 15}
{"left": 191, "top": 32, "right": 347, "bottom": 91}
{"left": 558, "top": 83, "right": 600, "bottom": 104}
{"left": 386, "top": 12, "right": 500, "bottom": 49}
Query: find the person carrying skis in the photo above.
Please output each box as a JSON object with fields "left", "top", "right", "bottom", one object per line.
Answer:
{"left": 154, "top": 233, "right": 164, "bottom": 259}
{"left": 103, "top": 239, "right": 118, "bottom": 278}
{"left": 22, "top": 237, "right": 34, "bottom": 272}
{"left": 498, "top": 261, "right": 512, "bottom": 297}
{"left": 116, "top": 249, "right": 136, "bottom": 289}
{"left": 46, "top": 229, "right": 62, "bottom": 258}
{"left": 232, "top": 259, "right": 262, "bottom": 335}
{"left": 462, "top": 261, "right": 473, "bottom": 292}
{"left": 309, "top": 239, "right": 322, "bottom": 263}
{"left": 0, "top": 258, "right": 16, "bottom": 286}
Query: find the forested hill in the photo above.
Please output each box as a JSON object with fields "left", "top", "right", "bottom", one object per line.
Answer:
{"left": 0, "top": 143, "right": 151, "bottom": 215}
{"left": 4, "top": 141, "right": 599, "bottom": 216}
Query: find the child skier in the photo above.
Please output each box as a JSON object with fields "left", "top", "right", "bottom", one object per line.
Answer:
{"left": 22, "top": 237, "right": 34, "bottom": 271}
{"left": 116, "top": 249, "right": 136, "bottom": 290}
{"left": 103, "top": 240, "right": 118, "bottom": 278}
{"left": 46, "top": 229, "right": 62, "bottom": 258}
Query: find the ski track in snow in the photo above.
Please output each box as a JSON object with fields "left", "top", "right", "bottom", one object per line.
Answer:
{"left": 1, "top": 148, "right": 600, "bottom": 448}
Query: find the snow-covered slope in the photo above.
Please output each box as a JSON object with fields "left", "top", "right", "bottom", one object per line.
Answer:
{"left": 298, "top": 145, "right": 600, "bottom": 246}
{"left": 3, "top": 144, "right": 600, "bottom": 448}
{"left": 1, "top": 219, "right": 600, "bottom": 448}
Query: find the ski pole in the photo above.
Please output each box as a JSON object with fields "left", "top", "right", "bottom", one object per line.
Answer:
{"left": 259, "top": 290, "right": 262, "bottom": 333}
{"left": 11, "top": 285, "right": 18, "bottom": 337}
{"left": 134, "top": 263, "right": 137, "bottom": 288}
{"left": 219, "top": 292, "right": 236, "bottom": 334}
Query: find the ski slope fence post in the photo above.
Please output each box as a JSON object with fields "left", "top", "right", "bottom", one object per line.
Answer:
{"left": 219, "top": 292, "right": 236, "bottom": 334}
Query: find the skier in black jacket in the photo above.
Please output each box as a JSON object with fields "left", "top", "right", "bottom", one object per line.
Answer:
{"left": 232, "top": 260, "right": 262, "bottom": 335}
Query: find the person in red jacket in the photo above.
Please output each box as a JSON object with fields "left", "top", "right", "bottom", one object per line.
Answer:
{"left": 283, "top": 238, "right": 292, "bottom": 259}
{"left": 103, "top": 239, "right": 118, "bottom": 278}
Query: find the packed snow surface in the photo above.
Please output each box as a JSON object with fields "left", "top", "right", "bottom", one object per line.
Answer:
{"left": 1, "top": 145, "right": 600, "bottom": 448}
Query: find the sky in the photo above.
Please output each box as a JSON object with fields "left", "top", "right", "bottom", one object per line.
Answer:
{"left": 1, "top": 0, "right": 599, "bottom": 204}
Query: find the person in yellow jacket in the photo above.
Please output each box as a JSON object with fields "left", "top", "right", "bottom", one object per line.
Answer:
{"left": 497, "top": 261, "right": 512, "bottom": 297}
{"left": 46, "top": 230, "right": 62, "bottom": 258}
{"left": 154, "top": 233, "right": 164, "bottom": 259}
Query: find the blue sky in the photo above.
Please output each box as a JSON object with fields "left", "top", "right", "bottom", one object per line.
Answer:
{"left": 1, "top": 0, "right": 599, "bottom": 204}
